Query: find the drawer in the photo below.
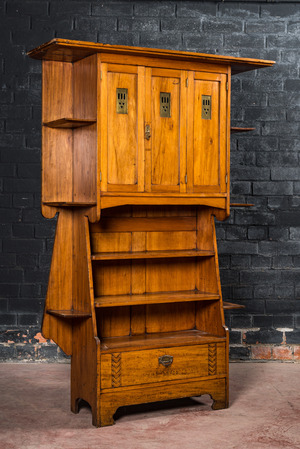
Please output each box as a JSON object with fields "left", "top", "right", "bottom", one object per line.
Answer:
{"left": 100, "top": 343, "right": 226, "bottom": 390}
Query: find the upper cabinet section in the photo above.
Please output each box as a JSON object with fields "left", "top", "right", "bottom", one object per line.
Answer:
{"left": 28, "top": 39, "right": 275, "bottom": 219}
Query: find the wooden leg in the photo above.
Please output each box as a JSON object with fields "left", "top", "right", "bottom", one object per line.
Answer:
{"left": 211, "top": 390, "right": 228, "bottom": 410}
{"left": 91, "top": 402, "right": 116, "bottom": 427}
{"left": 71, "top": 397, "right": 80, "bottom": 414}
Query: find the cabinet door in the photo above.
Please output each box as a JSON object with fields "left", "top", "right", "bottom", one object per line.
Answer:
{"left": 100, "top": 63, "right": 145, "bottom": 193}
{"left": 187, "top": 72, "right": 228, "bottom": 194}
{"left": 145, "top": 68, "right": 187, "bottom": 193}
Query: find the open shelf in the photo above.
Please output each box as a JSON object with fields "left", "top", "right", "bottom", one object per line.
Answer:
{"left": 46, "top": 309, "right": 92, "bottom": 319}
{"left": 230, "top": 127, "right": 255, "bottom": 134}
{"left": 100, "top": 329, "right": 226, "bottom": 353}
{"left": 91, "top": 249, "right": 215, "bottom": 261}
{"left": 43, "top": 201, "right": 97, "bottom": 207}
{"left": 43, "top": 118, "right": 96, "bottom": 129}
{"left": 95, "top": 291, "right": 220, "bottom": 307}
{"left": 223, "top": 302, "right": 245, "bottom": 310}
{"left": 230, "top": 203, "right": 254, "bottom": 208}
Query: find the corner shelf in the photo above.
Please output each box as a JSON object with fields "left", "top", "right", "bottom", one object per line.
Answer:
{"left": 100, "top": 329, "right": 226, "bottom": 353}
{"left": 95, "top": 291, "right": 220, "bottom": 308}
{"left": 46, "top": 309, "right": 92, "bottom": 319}
{"left": 91, "top": 249, "right": 215, "bottom": 261}
{"left": 223, "top": 302, "right": 245, "bottom": 310}
{"left": 44, "top": 201, "right": 97, "bottom": 207}
{"left": 43, "top": 118, "right": 96, "bottom": 128}
{"left": 230, "top": 127, "right": 255, "bottom": 133}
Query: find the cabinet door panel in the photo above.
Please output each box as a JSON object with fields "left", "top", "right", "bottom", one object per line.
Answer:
{"left": 194, "top": 79, "right": 219, "bottom": 188}
{"left": 151, "top": 75, "right": 180, "bottom": 188}
{"left": 187, "top": 72, "right": 227, "bottom": 194}
{"left": 107, "top": 71, "right": 138, "bottom": 187}
{"left": 146, "top": 69, "right": 187, "bottom": 193}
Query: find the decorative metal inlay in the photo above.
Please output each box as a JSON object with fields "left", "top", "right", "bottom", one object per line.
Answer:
{"left": 160, "top": 92, "right": 171, "bottom": 117}
{"left": 158, "top": 354, "right": 173, "bottom": 367}
{"left": 145, "top": 124, "right": 151, "bottom": 140}
{"left": 208, "top": 344, "right": 217, "bottom": 375}
{"left": 111, "top": 353, "right": 121, "bottom": 387}
{"left": 202, "top": 95, "right": 211, "bottom": 120}
{"left": 116, "top": 88, "right": 128, "bottom": 114}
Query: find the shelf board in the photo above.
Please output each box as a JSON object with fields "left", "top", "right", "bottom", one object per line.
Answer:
{"left": 230, "top": 127, "right": 255, "bottom": 134}
{"left": 43, "top": 201, "right": 97, "bottom": 207}
{"left": 95, "top": 291, "right": 220, "bottom": 308}
{"left": 91, "top": 249, "right": 215, "bottom": 261}
{"left": 230, "top": 203, "right": 254, "bottom": 208}
{"left": 46, "top": 309, "right": 92, "bottom": 319}
{"left": 223, "top": 302, "right": 246, "bottom": 310}
{"left": 101, "top": 329, "right": 226, "bottom": 353}
{"left": 43, "top": 118, "right": 96, "bottom": 129}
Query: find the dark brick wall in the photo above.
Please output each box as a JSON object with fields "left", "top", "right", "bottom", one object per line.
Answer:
{"left": 0, "top": 0, "right": 299, "bottom": 361}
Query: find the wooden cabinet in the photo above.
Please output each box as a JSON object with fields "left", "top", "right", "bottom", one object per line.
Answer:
{"left": 28, "top": 39, "right": 274, "bottom": 427}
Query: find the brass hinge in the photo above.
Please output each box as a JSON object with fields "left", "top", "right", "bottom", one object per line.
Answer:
{"left": 225, "top": 174, "right": 228, "bottom": 184}
{"left": 226, "top": 81, "right": 228, "bottom": 91}
{"left": 100, "top": 71, "right": 102, "bottom": 80}
{"left": 100, "top": 172, "right": 102, "bottom": 181}
{"left": 185, "top": 174, "right": 187, "bottom": 184}
{"left": 186, "top": 78, "right": 188, "bottom": 88}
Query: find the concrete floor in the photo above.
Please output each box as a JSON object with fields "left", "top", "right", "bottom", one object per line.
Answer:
{"left": 0, "top": 362, "right": 299, "bottom": 449}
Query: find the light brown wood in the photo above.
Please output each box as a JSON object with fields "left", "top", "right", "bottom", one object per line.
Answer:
{"left": 94, "top": 291, "right": 220, "bottom": 307}
{"left": 28, "top": 38, "right": 275, "bottom": 74}
{"left": 29, "top": 39, "right": 274, "bottom": 427}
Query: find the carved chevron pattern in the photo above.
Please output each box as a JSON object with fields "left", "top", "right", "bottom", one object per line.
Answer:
{"left": 111, "top": 353, "right": 122, "bottom": 388}
{"left": 208, "top": 344, "right": 217, "bottom": 375}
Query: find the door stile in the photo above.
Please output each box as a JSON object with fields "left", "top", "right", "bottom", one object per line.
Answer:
{"left": 137, "top": 66, "right": 145, "bottom": 192}
{"left": 99, "top": 62, "right": 108, "bottom": 193}
{"left": 180, "top": 71, "right": 188, "bottom": 194}
{"left": 186, "top": 70, "right": 195, "bottom": 193}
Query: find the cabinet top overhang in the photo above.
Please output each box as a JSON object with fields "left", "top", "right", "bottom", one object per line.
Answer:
{"left": 27, "top": 38, "right": 275, "bottom": 75}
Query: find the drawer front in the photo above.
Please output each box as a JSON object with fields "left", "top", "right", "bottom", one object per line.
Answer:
{"left": 101, "top": 343, "right": 226, "bottom": 390}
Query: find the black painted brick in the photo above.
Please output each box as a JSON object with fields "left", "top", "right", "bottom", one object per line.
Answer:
{"left": 93, "top": 2, "right": 133, "bottom": 17}
{"left": 229, "top": 346, "right": 250, "bottom": 360}
{"left": 0, "top": 345, "right": 17, "bottom": 361}
{"left": 273, "top": 315, "right": 294, "bottom": 329}
{"left": 134, "top": 2, "right": 176, "bottom": 17}
{"left": 286, "top": 330, "right": 300, "bottom": 344}
{"left": 253, "top": 315, "right": 273, "bottom": 329}
{"left": 245, "top": 330, "right": 283, "bottom": 345}
{"left": 231, "top": 315, "right": 252, "bottom": 329}
{"left": 177, "top": 2, "right": 217, "bottom": 17}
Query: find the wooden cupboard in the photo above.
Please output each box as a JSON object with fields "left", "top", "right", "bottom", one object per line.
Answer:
{"left": 28, "top": 39, "right": 274, "bottom": 427}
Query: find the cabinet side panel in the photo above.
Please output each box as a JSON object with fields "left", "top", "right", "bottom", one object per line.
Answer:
{"left": 73, "top": 55, "right": 97, "bottom": 119}
{"left": 42, "top": 60, "right": 73, "bottom": 122}
{"left": 42, "top": 61, "right": 73, "bottom": 203}
{"left": 107, "top": 71, "right": 138, "bottom": 186}
{"left": 42, "top": 211, "right": 73, "bottom": 354}
{"left": 73, "top": 55, "right": 97, "bottom": 203}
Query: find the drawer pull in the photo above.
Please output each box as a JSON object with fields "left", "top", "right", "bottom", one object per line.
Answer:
{"left": 158, "top": 355, "right": 173, "bottom": 367}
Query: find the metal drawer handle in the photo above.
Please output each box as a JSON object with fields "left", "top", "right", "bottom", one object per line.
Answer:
{"left": 158, "top": 355, "right": 173, "bottom": 367}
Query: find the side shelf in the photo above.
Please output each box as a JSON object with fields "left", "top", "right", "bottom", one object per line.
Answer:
{"left": 47, "top": 309, "right": 92, "bottom": 319}
{"left": 43, "top": 118, "right": 96, "bottom": 128}
{"left": 223, "top": 302, "right": 245, "bottom": 310}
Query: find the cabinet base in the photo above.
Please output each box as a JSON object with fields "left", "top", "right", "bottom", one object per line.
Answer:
{"left": 72, "top": 377, "right": 228, "bottom": 427}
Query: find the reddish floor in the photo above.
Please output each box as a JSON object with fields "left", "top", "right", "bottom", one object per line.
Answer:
{"left": 0, "top": 362, "right": 299, "bottom": 449}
